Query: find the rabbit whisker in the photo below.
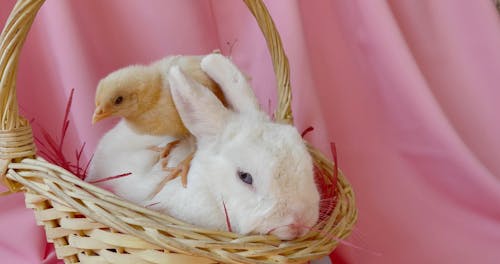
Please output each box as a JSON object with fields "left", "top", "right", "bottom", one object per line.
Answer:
{"left": 145, "top": 202, "right": 160, "bottom": 208}
{"left": 265, "top": 224, "right": 313, "bottom": 236}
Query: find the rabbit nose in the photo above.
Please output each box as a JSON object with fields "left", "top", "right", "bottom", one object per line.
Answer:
{"left": 270, "top": 226, "right": 300, "bottom": 240}
{"left": 289, "top": 218, "right": 309, "bottom": 236}
{"left": 269, "top": 216, "right": 310, "bottom": 240}
{"left": 287, "top": 224, "right": 302, "bottom": 238}
{"left": 270, "top": 226, "right": 307, "bottom": 240}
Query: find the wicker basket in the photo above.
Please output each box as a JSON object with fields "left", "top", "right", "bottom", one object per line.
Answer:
{"left": 0, "top": 0, "right": 357, "bottom": 263}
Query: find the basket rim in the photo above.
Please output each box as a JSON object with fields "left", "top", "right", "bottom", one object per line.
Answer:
{"left": 7, "top": 153, "right": 356, "bottom": 263}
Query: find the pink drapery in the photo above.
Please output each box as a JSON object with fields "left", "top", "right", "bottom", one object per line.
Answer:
{"left": 1, "top": 1, "right": 499, "bottom": 263}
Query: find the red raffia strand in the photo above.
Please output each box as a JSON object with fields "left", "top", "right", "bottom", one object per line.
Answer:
{"left": 222, "top": 200, "right": 233, "bottom": 232}
{"left": 298, "top": 124, "right": 338, "bottom": 222}
{"left": 43, "top": 243, "right": 54, "bottom": 259}
{"left": 75, "top": 142, "right": 85, "bottom": 177}
{"left": 31, "top": 88, "right": 91, "bottom": 180}
{"left": 301, "top": 126, "right": 314, "bottom": 138}
{"left": 59, "top": 88, "right": 73, "bottom": 153}
{"left": 314, "top": 143, "right": 340, "bottom": 223}
{"left": 315, "top": 165, "right": 337, "bottom": 223}
{"left": 37, "top": 127, "right": 69, "bottom": 168}
{"left": 87, "top": 173, "right": 132, "bottom": 184}
{"left": 330, "top": 142, "right": 339, "bottom": 188}
{"left": 82, "top": 154, "right": 94, "bottom": 177}
{"left": 31, "top": 89, "right": 134, "bottom": 187}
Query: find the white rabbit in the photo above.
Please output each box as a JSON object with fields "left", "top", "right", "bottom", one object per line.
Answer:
{"left": 148, "top": 54, "right": 320, "bottom": 240}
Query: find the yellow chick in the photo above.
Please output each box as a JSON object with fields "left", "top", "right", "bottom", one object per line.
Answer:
{"left": 93, "top": 55, "right": 225, "bottom": 135}
{"left": 93, "top": 55, "right": 226, "bottom": 184}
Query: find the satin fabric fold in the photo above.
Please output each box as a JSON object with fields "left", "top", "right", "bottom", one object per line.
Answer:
{"left": 1, "top": 1, "right": 499, "bottom": 263}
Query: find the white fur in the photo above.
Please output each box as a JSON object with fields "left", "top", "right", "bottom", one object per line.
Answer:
{"left": 87, "top": 120, "right": 178, "bottom": 203}
{"left": 149, "top": 54, "right": 320, "bottom": 240}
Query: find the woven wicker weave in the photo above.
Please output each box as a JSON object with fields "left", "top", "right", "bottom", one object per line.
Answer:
{"left": 0, "top": 0, "right": 357, "bottom": 263}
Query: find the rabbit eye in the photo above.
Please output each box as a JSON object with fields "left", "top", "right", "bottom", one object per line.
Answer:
{"left": 237, "top": 170, "right": 253, "bottom": 185}
{"left": 114, "top": 96, "right": 124, "bottom": 105}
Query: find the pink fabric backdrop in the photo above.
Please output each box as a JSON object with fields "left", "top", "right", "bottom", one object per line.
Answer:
{"left": 1, "top": 0, "right": 500, "bottom": 263}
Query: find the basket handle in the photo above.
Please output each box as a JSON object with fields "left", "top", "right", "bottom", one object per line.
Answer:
{"left": 242, "top": 0, "right": 293, "bottom": 124}
{"left": 0, "top": 0, "right": 42, "bottom": 191}
{"left": 0, "top": 0, "right": 44, "bottom": 131}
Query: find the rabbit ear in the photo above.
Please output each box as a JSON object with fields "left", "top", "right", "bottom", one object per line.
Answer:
{"left": 201, "top": 54, "right": 262, "bottom": 116}
{"left": 168, "top": 66, "right": 231, "bottom": 140}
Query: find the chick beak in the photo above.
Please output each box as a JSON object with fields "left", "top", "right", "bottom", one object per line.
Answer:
{"left": 92, "top": 106, "right": 111, "bottom": 124}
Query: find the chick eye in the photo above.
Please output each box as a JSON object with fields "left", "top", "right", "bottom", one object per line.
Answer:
{"left": 237, "top": 170, "right": 253, "bottom": 185}
{"left": 114, "top": 96, "right": 123, "bottom": 105}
